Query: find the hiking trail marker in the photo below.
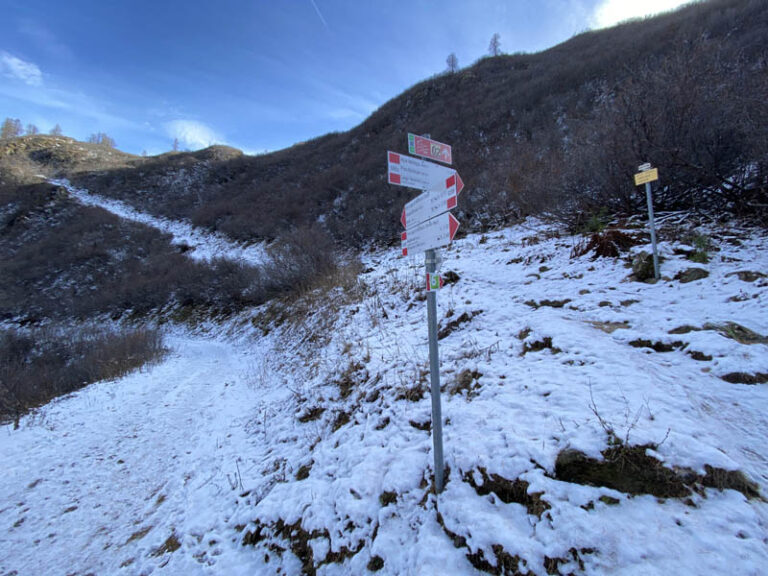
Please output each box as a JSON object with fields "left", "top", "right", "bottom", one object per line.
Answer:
{"left": 634, "top": 163, "right": 660, "bottom": 280}
{"left": 400, "top": 211, "right": 460, "bottom": 256}
{"left": 388, "top": 135, "right": 465, "bottom": 495}
{"left": 388, "top": 151, "right": 462, "bottom": 192}
{"left": 408, "top": 133, "right": 452, "bottom": 164}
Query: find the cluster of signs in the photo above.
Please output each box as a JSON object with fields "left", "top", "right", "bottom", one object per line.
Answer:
{"left": 387, "top": 134, "right": 464, "bottom": 291}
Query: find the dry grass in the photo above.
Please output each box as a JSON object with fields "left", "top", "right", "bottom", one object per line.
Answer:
{"left": 555, "top": 445, "right": 760, "bottom": 500}
{"left": 0, "top": 325, "right": 165, "bottom": 424}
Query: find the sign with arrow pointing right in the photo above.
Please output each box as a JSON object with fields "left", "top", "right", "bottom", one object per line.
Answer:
{"left": 401, "top": 212, "right": 460, "bottom": 256}
{"left": 388, "top": 151, "right": 461, "bottom": 192}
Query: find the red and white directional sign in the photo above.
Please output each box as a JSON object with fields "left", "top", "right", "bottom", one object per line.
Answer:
{"left": 401, "top": 212, "right": 460, "bottom": 256}
{"left": 401, "top": 188, "right": 457, "bottom": 230}
{"left": 408, "top": 133, "right": 452, "bottom": 165}
{"left": 388, "top": 151, "right": 462, "bottom": 192}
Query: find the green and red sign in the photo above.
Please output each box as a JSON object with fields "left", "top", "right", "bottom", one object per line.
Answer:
{"left": 408, "top": 133, "right": 452, "bottom": 165}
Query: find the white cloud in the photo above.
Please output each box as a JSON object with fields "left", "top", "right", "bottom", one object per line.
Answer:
{"left": 0, "top": 52, "right": 43, "bottom": 86}
{"left": 591, "top": 0, "right": 691, "bottom": 28}
{"left": 165, "top": 119, "right": 224, "bottom": 150}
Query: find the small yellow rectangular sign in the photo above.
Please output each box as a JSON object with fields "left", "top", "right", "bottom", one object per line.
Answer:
{"left": 634, "top": 168, "right": 659, "bottom": 186}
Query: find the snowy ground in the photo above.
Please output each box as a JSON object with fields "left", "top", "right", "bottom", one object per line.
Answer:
{"left": 51, "top": 179, "right": 268, "bottom": 265}
{"left": 1, "top": 205, "right": 767, "bottom": 575}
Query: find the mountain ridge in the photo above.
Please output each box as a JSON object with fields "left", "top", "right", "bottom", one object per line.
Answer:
{"left": 2, "top": 0, "right": 766, "bottom": 248}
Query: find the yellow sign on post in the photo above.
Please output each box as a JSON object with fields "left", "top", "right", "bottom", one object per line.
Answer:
{"left": 634, "top": 168, "right": 659, "bottom": 186}
{"left": 635, "top": 163, "right": 660, "bottom": 280}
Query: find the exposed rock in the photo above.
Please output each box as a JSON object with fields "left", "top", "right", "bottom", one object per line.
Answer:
{"left": 442, "top": 270, "right": 460, "bottom": 285}
{"left": 675, "top": 267, "right": 709, "bottom": 283}
{"left": 631, "top": 251, "right": 657, "bottom": 281}
{"left": 721, "top": 372, "right": 768, "bottom": 385}
{"left": 727, "top": 270, "right": 765, "bottom": 282}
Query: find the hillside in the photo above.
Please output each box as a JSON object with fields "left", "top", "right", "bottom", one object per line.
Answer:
{"left": 3, "top": 2, "right": 766, "bottom": 252}
{"left": 1, "top": 217, "right": 766, "bottom": 574}
{"left": 0, "top": 134, "right": 138, "bottom": 183}
{"left": 57, "top": 0, "right": 768, "bottom": 246}
{"left": 1, "top": 3, "right": 768, "bottom": 572}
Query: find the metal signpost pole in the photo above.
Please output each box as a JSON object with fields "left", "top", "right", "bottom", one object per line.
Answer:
{"left": 635, "top": 164, "right": 661, "bottom": 281}
{"left": 425, "top": 248, "right": 445, "bottom": 493}
{"left": 645, "top": 181, "right": 660, "bottom": 280}
{"left": 389, "top": 133, "right": 459, "bottom": 495}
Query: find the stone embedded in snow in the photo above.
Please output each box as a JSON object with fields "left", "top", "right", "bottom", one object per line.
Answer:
{"left": 675, "top": 267, "right": 710, "bottom": 283}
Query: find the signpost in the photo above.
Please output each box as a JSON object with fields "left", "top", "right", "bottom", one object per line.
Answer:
{"left": 634, "top": 168, "right": 659, "bottom": 187}
{"left": 388, "top": 136, "right": 465, "bottom": 494}
{"left": 400, "top": 212, "right": 460, "bottom": 256}
{"left": 408, "top": 133, "right": 453, "bottom": 165}
{"left": 401, "top": 188, "right": 458, "bottom": 232}
{"left": 634, "top": 163, "right": 660, "bottom": 280}
{"left": 388, "top": 151, "right": 461, "bottom": 192}
{"left": 424, "top": 247, "right": 444, "bottom": 493}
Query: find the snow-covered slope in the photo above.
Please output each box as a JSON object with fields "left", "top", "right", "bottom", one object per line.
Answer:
{"left": 1, "top": 219, "right": 766, "bottom": 575}
{"left": 51, "top": 179, "right": 267, "bottom": 265}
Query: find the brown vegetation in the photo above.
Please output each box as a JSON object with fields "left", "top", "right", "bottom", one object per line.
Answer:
{"left": 555, "top": 445, "right": 760, "bottom": 499}
{"left": 0, "top": 325, "right": 165, "bottom": 423}
{"left": 0, "top": 179, "right": 341, "bottom": 323}
{"left": 32, "top": 0, "right": 761, "bottom": 251}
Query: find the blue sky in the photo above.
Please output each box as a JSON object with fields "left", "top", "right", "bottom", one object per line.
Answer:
{"left": 1, "top": 0, "right": 688, "bottom": 155}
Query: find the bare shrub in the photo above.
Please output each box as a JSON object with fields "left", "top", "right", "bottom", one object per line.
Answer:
{"left": 265, "top": 224, "right": 338, "bottom": 295}
{"left": 571, "top": 229, "right": 640, "bottom": 259}
{"left": 571, "top": 36, "right": 768, "bottom": 219}
{"left": 0, "top": 326, "right": 165, "bottom": 423}
{"left": 0, "top": 183, "right": 267, "bottom": 321}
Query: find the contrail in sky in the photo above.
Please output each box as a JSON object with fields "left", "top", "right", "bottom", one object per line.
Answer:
{"left": 309, "top": 0, "right": 329, "bottom": 30}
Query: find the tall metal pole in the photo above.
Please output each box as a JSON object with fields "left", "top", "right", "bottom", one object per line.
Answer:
{"left": 645, "top": 182, "right": 660, "bottom": 280}
{"left": 425, "top": 248, "right": 445, "bottom": 493}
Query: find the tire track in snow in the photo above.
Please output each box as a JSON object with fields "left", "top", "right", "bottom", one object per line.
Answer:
{"left": 51, "top": 178, "right": 267, "bottom": 266}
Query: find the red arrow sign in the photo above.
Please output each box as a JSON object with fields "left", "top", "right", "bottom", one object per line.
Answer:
{"left": 402, "top": 187, "right": 457, "bottom": 230}
{"left": 388, "top": 151, "right": 461, "bottom": 192}
{"left": 445, "top": 172, "right": 464, "bottom": 195}
{"left": 401, "top": 212, "right": 460, "bottom": 256}
{"left": 449, "top": 212, "right": 460, "bottom": 239}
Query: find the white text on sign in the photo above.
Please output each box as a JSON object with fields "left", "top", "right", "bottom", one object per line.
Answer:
{"left": 387, "top": 151, "right": 459, "bottom": 192}
{"left": 408, "top": 133, "right": 453, "bottom": 165}
{"left": 402, "top": 188, "right": 457, "bottom": 229}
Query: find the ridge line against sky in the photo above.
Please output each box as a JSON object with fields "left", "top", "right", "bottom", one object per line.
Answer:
{"left": 1, "top": 0, "right": 690, "bottom": 156}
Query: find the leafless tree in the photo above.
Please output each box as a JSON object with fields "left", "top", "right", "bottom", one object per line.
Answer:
{"left": 489, "top": 33, "right": 501, "bottom": 56}
{"left": 1, "top": 118, "right": 22, "bottom": 139}
{"left": 88, "top": 132, "right": 117, "bottom": 148}
{"left": 49, "top": 124, "right": 63, "bottom": 136}
{"left": 446, "top": 52, "right": 458, "bottom": 73}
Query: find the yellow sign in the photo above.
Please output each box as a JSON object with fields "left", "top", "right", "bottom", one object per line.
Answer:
{"left": 634, "top": 168, "right": 659, "bottom": 186}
